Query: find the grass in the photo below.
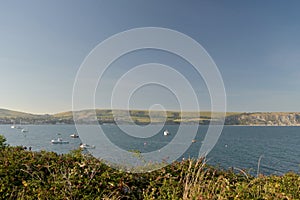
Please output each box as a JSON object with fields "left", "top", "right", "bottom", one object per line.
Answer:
{"left": 0, "top": 134, "right": 299, "bottom": 200}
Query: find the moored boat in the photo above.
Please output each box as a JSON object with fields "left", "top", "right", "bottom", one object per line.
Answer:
{"left": 163, "top": 130, "right": 170, "bottom": 136}
{"left": 21, "top": 128, "right": 28, "bottom": 133}
{"left": 51, "top": 138, "right": 69, "bottom": 144}
{"left": 70, "top": 133, "right": 79, "bottom": 138}
{"left": 80, "top": 143, "right": 95, "bottom": 149}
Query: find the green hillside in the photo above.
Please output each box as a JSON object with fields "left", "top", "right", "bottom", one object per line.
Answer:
{"left": 0, "top": 109, "right": 50, "bottom": 124}
{"left": 0, "top": 109, "right": 45, "bottom": 119}
{"left": 54, "top": 109, "right": 239, "bottom": 124}
{"left": 0, "top": 108, "right": 239, "bottom": 125}
{"left": 2, "top": 108, "right": 300, "bottom": 126}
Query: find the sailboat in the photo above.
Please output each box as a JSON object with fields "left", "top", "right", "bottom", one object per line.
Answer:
{"left": 11, "top": 122, "right": 16, "bottom": 129}
{"left": 21, "top": 128, "right": 28, "bottom": 133}
{"left": 163, "top": 130, "right": 170, "bottom": 136}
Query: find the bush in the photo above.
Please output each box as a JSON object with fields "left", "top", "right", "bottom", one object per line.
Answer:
{"left": 0, "top": 145, "right": 299, "bottom": 199}
{"left": 0, "top": 135, "right": 7, "bottom": 148}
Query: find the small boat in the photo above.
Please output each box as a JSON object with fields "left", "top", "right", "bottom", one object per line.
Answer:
{"left": 163, "top": 130, "right": 170, "bottom": 136}
{"left": 21, "top": 128, "right": 28, "bottom": 133}
{"left": 11, "top": 122, "right": 16, "bottom": 129}
{"left": 51, "top": 138, "right": 69, "bottom": 144}
{"left": 11, "top": 120, "right": 23, "bottom": 129}
{"left": 70, "top": 133, "right": 79, "bottom": 138}
{"left": 192, "top": 139, "right": 196, "bottom": 143}
{"left": 80, "top": 143, "right": 95, "bottom": 149}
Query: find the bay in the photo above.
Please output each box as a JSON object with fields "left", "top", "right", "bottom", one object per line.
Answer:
{"left": 0, "top": 125, "right": 299, "bottom": 175}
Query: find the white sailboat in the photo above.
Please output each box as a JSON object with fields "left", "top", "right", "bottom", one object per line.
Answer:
{"left": 11, "top": 123, "right": 15, "bottom": 129}
{"left": 21, "top": 128, "right": 28, "bottom": 133}
{"left": 163, "top": 130, "right": 170, "bottom": 136}
{"left": 11, "top": 120, "right": 16, "bottom": 128}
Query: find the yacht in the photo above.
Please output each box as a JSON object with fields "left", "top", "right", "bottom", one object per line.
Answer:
{"left": 70, "top": 133, "right": 79, "bottom": 138}
{"left": 163, "top": 130, "right": 170, "bottom": 136}
{"left": 80, "top": 143, "right": 95, "bottom": 149}
{"left": 51, "top": 138, "right": 69, "bottom": 144}
{"left": 21, "top": 128, "right": 28, "bottom": 133}
{"left": 11, "top": 121, "right": 16, "bottom": 129}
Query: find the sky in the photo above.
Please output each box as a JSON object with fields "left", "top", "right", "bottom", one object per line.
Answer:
{"left": 1, "top": 0, "right": 300, "bottom": 114}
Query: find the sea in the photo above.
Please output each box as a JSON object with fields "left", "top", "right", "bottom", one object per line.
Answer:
{"left": 0, "top": 124, "right": 299, "bottom": 175}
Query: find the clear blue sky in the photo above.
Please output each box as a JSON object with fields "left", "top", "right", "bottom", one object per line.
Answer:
{"left": 1, "top": 0, "right": 300, "bottom": 114}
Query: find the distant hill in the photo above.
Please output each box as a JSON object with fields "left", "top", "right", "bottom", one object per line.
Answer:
{"left": 0, "top": 109, "right": 41, "bottom": 119}
{"left": 0, "top": 109, "right": 51, "bottom": 124}
{"left": 55, "top": 109, "right": 240, "bottom": 124}
{"left": 1, "top": 108, "right": 300, "bottom": 126}
{"left": 0, "top": 108, "right": 238, "bottom": 125}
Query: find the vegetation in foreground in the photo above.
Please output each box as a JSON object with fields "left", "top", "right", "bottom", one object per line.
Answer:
{"left": 0, "top": 135, "right": 299, "bottom": 199}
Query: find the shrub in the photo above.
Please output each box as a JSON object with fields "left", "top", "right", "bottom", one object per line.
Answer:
{"left": 0, "top": 135, "right": 7, "bottom": 148}
{"left": 0, "top": 145, "right": 299, "bottom": 199}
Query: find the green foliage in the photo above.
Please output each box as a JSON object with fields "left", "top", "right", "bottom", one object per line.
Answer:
{"left": 0, "top": 135, "right": 7, "bottom": 148}
{"left": 0, "top": 146, "right": 299, "bottom": 199}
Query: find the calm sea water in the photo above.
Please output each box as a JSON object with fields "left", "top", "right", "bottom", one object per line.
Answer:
{"left": 0, "top": 125, "right": 299, "bottom": 175}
